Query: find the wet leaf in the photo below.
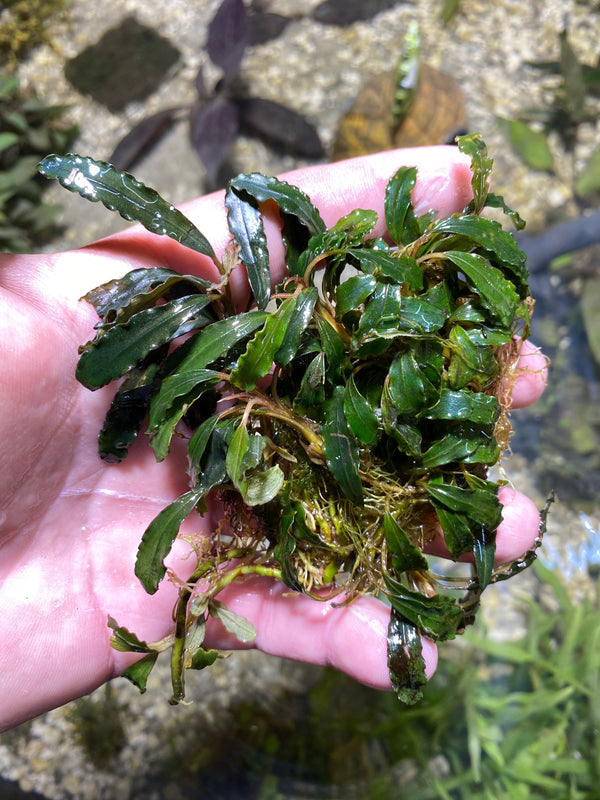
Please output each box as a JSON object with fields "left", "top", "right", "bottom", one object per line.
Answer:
{"left": 190, "top": 97, "right": 239, "bottom": 184}
{"left": 387, "top": 609, "right": 427, "bottom": 704}
{"left": 274, "top": 500, "right": 303, "bottom": 592}
{"left": 421, "top": 429, "right": 500, "bottom": 469}
{"left": 209, "top": 599, "right": 257, "bottom": 642}
{"left": 497, "top": 117, "right": 555, "bottom": 172}
{"left": 225, "top": 184, "right": 270, "bottom": 309}
{"left": 384, "top": 513, "right": 428, "bottom": 572}
{"left": 472, "top": 525, "right": 496, "bottom": 590}
{"left": 293, "top": 351, "right": 326, "bottom": 413}
{"left": 316, "top": 314, "right": 347, "bottom": 382}
{"left": 242, "top": 465, "right": 285, "bottom": 506}
{"left": 422, "top": 388, "right": 500, "bottom": 425}
{"left": 38, "top": 155, "right": 219, "bottom": 262}
{"left": 230, "top": 296, "right": 298, "bottom": 389}
{"left": 426, "top": 481, "right": 502, "bottom": 531}
{"left": 335, "top": 274, "right": 377, "bottom": 319}
{"left": 350, "top": 248, "right": 424, "bottom": 291}
{"left": 275, "top": 287, "right": 318, "bottom": 366}
{"left": 226, "top": 418, "right": 250, "bottom": 487}
{"left": 322, "top": 386, "right": 363, "bottom": 505}
{"left": 108, "top": 616, "right": 154, "bottom": 653}
{"left": 388, "top": 343, "right": 442, "bottom": 416}
{"left": 135, "top": 488, "right": 205, "bottom": 594}
{"left": 207, "top": 0, "right": 248, "bottom": 81}
{"left": 190, "top": 648, "right": 220, "bottom": 670}
{"left": 344, "top": 373, "right": 379, "bottom": 446}
{"left": 386, "top": 576, "right": 465, "bottom": 640}
{"left": 384, "top": 166, "right": 420, "bottom": 245}
{"left": 76, "top": 295, "right": 214, "bottom": 390}
{"left": 237, "top": 97, "right": 324, "bottom": 158}
{"left": 457, "top": 133, "right": 493, "bottom": 214}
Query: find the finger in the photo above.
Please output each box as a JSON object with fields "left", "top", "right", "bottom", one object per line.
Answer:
{"left": 204, "top": 577, "right": 437, "bottom": 692}
{"left": 511, "top": 338, "right": 547, "bottom": 409}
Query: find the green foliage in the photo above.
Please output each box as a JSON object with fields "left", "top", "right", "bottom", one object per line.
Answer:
{"left": 499, "top": 28, "right": 600, "bottom": 200}
{"left": 40, "top": 134, "right": 538, "bottom": 705}
{"left": 0, "top": 0, "right": 68, "bottom": 69}
{"left": 0, "top": 74, "right": 77, "bottom": 253}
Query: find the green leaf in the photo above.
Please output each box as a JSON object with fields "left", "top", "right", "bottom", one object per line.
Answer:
{"left": 225, "top": 186, "right": 271, "bottom": 310}
{"left": 397, "top": 295, "right": 448, "bottom": 333}
{"left": 344, "top": 374, "right": 379, "bottom": 446}
{"left": 293, "top": 351, "right": 326, "bottom": 414}
{"left": 422, "top": 388, "right": 500, "bottom": 425}
{"left": 121, "top": 652, "right": 159, "bottom": 693}
{"left": 0, "top": 132, "right": 19, "bottom": 152}
{"left": 83, "top": 267, "right": 211, "bottom": 323}
{"left": 315, "top": 315, "right": 347, "bottom": 382}
{"left": 209, "top": 599, "right": 257, "bottom": 643}
{"left": 187, "top": 415, "right": 221, "bottom": 473}
{"left": 322, "top": 386, "right": 363, "bottom": 505}
{"left": 274, "top": 498, "right": 303, "bottom": 591}
{"left": 38, "top": 154, "right": 219, "bottom": 263}
{"left": 388, "top": 342, "right": 442, "bottom": 416}
{"left": 242, "top": 465, "right": 285, "bottom": 506}
{"left": 384, "top": 166, "right": 420, "bottom": 245}
{"left": 384, "top": 513, "right": 428, "bottom": 572}
{"left": 426, "top": 481, "right": 502, "bottom": 530}
{"left": 431, "top": 504, "right": 475, "bottom": 559}
{"left": 76, "top": 295, "right": 214, "bottom": 389}
{"left": 473, "top": 526, "right": 496, "bottom": 590}
{"left": 576, "top": 143, "right": 600, "bottom": 197}
{"left": 190, "top": 648, "right": 221, "bottom": 670}
{"left": 226, "top": 418, "right": 250, "bottom": 487}
{"left": 335, "top": 274, "right": 377, "bottom": 319}
{"left": 357, "top": 282, "right": 403, "bottom": 338}
{"left": 421, "top": 429, "right": 500, "bottom": 468}
{"left": 135, "top": 488, "right": 205, "bottom": 594}
{"left": 457, "top": 133, "right": 493, "bottom": 214}
{"left": 387, "top": 609, "right": 427, "bottom": 704}
{"left": 385, "top": 576, "right": 465, "bottom": 640}
{"left": 349, "top": 248, "right": 424, "bottom": 291}
{"left": 275, "top": 287, "right": 317, "bottom": 365}
{"left": 230, "top": 296, "right": 298, "bottom": 389}
{"left": 497, "top": 117, "right": 555, "bottom": 172}
{"left": 108, "top": 616, "right": 154, "bottom": 653}
{"left": 443, "top": 250, "right": 520, "bottom": 327}
{"left": 447, "top": 324, "right": 499, "bottom": 390}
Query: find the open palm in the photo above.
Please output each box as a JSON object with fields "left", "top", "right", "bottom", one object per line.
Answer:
{"left": 0, "top": 148, "right": 546, "bottom": 731}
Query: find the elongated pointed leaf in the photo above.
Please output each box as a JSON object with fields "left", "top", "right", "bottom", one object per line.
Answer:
{"left": 275, "top": 287, "right": 318, "bottom": 366}
{"left": 384, "top": 166, "right": 420, "bottom": 245}
{"left": 38, "top": 154, "right": 219, "bottom": 261}
{"left": 457, "top": 133, "right": 493, "bottom": 214}
{"left": 384, "top": 513, "right": 428, "bottom": 572}
{"left": 121, "top": 652, "right": 159, "bottom": 693}
{"left": 473, "top": 526, "right": 496, "bottom": 590}
{"left": 344, "top": 374, "right": 379, "bottom": 446}
{"left": 226, "top": 418, "right": 249, "bottom": 487}
{"left": 225, "top": 185, "right": 270, "bottom": 309}
{"left": 497, "top": 117, "right": 555, "bottom": 172}
{"left": 76, "top": 295, "right": 214, "bottom": 389}
{"left": 335, "top": 274, "right": 377, "bottom": 319}
{"left": 426, "top": 481, "right": 502, "bottom": 530}
{"left": 388, "top": 345, "right": 441, "bottom": 416}
{"left": 209, "top": 599, "right": 256, "bottom": 642}
{"left": 108, "top": 616, "right": 154, "bottom": 653}
{"left": 443, "top": 250, "right": 520, "bottom": 327}
{"left": 190, "top": 98, "right": 239, "bottom": 184}
{"left": 237, "top": 97, "right": 324, "bottom": 158}
{"left": 207, "top": 0, "right": 248, "bottom": 81}
{"left": 385, "top": 576, "right": 465, "bottom": 640}
{"left": 422, "top": 388, "right": 500, "bottom": 425}
{"left": 322, "top": 386, "right": 363, "bottom": 505}
{"left": 421, "top": 430, "right": 500, "bottom": 468}
{"left": 315, "top": 314, "right": 347, "bottom": 382}
{"left": 135, "top": 488, "right": 205, "bottom": 594}
{"left": 349, "top": 248, "right": 424, "bottom": 291}
{"left": 293, "top": 351, "right": 326, "bottom": 413}
{"left": 230, "top": 296, "right": 298, "bottom": 389}
{"left": 433, "top": 505, "right": 475, "bottom": 559}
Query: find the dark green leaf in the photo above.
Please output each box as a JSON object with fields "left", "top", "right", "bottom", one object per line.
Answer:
{"left": 226, "top": 418, "right": 250, "bottom": 487}
{"left": 99, "top": 359, "right": 162, "bottom": 462}
{"left": 433, "top": 215, "right": 529, "bottom": 297}
{"left": 230, "top": 296, "right": 298, "bottom": 389}
{"left": 433, "top": 504, "right": 475, "bottom": 559}
{"left": 293, "top": 351, "right": 326, "bottom": 413}
{"left": 385, "top": 576, "right": 465, "bottom": 640}
{"left": 335, "top": 274, "right": 377, "bottom": 319}
{"left": 384, "top": 166, "right": 420, "bottom": 245}
{"left": 344, "top": 374, "right": 379, "bottom": 446}
{"left": 457, "top": 133, "right": 493, "bottom": 214}
{"left": 387, "top": 609, "right": 427, "bottom": 704}
{"left": 229, "top": 173, "right": 325, "bottom": 237}
{"left": 135, "top": 488, "right": 205, "bottom": 594}
{"left": 190, "top": 648, "right": 221, "bottom": 670}
{"left": 38, "top": 154, "right": 219, "bottom": 262}
{"left": 315, "top": 314, "right": 347, "bottom": 382}
{"left": 349, "top": 249, "right": 424, "bottom": 291}
{"left": 108, "top": 616, "right": 154, "bottom": 653}
{"left": 357, "top": 282, "right": 403, "bottom": 338}
{"left": 82, "top": 267, "right": 210, "bottom": 323}
{"left": 388, "top": 344, "right": 442, "bottom": 416}
{"left": 398, "top": 295, "right": 447, "bottom": 333}
{"left": 443, "top": 250, "right": 519, "bottom": 327}
{"left": 384, "top": 513, "right": 428, "bottom": 572}
{"left": 121, "top": 652, "right": 159, "bottom": 693}
{"left": 447, "top": 324, "right": 499, "bottom": 390}
{"left": 225, "top": 186, "right": 270, "bottom": 309}
{"left": 421, "top": 429, "right": 500, "bottom": 468}
{"left": 322, "top": 386, "right": 363, "bottom": 505}
{"left": 187, "top": 415, "right": 221, "bottom": 475}
{"left": 76, "top": 295, "right": 215, "bottom": 389}
{"left": 275, "top": 287, "right": 318, "bottom": 365}
{"left": 422, "top": 388, "right": 500, "bottom": 425}
{"left": 426, "top": 481, "right": 502, "bottom": 530}
{"left": 274, "top": 489, "right": 303, "bottom": 591}
{"left": 473, "top": 526, "right": 496, "bottom": 590}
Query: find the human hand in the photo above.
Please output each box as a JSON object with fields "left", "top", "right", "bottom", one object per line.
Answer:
{"left": 0, "top": 146, "right": 546, "bottom": 731}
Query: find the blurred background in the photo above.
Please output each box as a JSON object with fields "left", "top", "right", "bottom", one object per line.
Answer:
{"left": 2, "top": 1, "right": 600, "bottom": 797}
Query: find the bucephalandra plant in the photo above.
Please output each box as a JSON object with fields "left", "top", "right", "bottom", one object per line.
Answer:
{"left": 38, "top": 134, "right": 545, "bottom": 705}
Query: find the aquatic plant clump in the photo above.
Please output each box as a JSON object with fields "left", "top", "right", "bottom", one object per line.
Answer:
{"left": 39, "top": 135, "right": 542, "bottom": 704}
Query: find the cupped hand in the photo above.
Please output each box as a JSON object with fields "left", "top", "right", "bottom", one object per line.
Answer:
{"left": 0, "top": 147, "right": 546, "bottom": 731}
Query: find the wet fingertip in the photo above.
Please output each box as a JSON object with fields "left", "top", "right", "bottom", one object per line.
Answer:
{"left": 512, "top": 338, "right": 548, "bottom": 408}
{"left": 496, "top": 485, "right": 541, "bottom": 562}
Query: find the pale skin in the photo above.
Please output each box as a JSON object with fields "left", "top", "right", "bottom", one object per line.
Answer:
{"left": 0, "top": 146, "right": 546, "bottom": 731}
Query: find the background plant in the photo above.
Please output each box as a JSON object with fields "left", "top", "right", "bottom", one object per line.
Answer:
{"left": 0, "top": 0, "right": 68, "bottom": 70}
{"left": 0, "top": 73, "right": 77, "bottom": 253}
